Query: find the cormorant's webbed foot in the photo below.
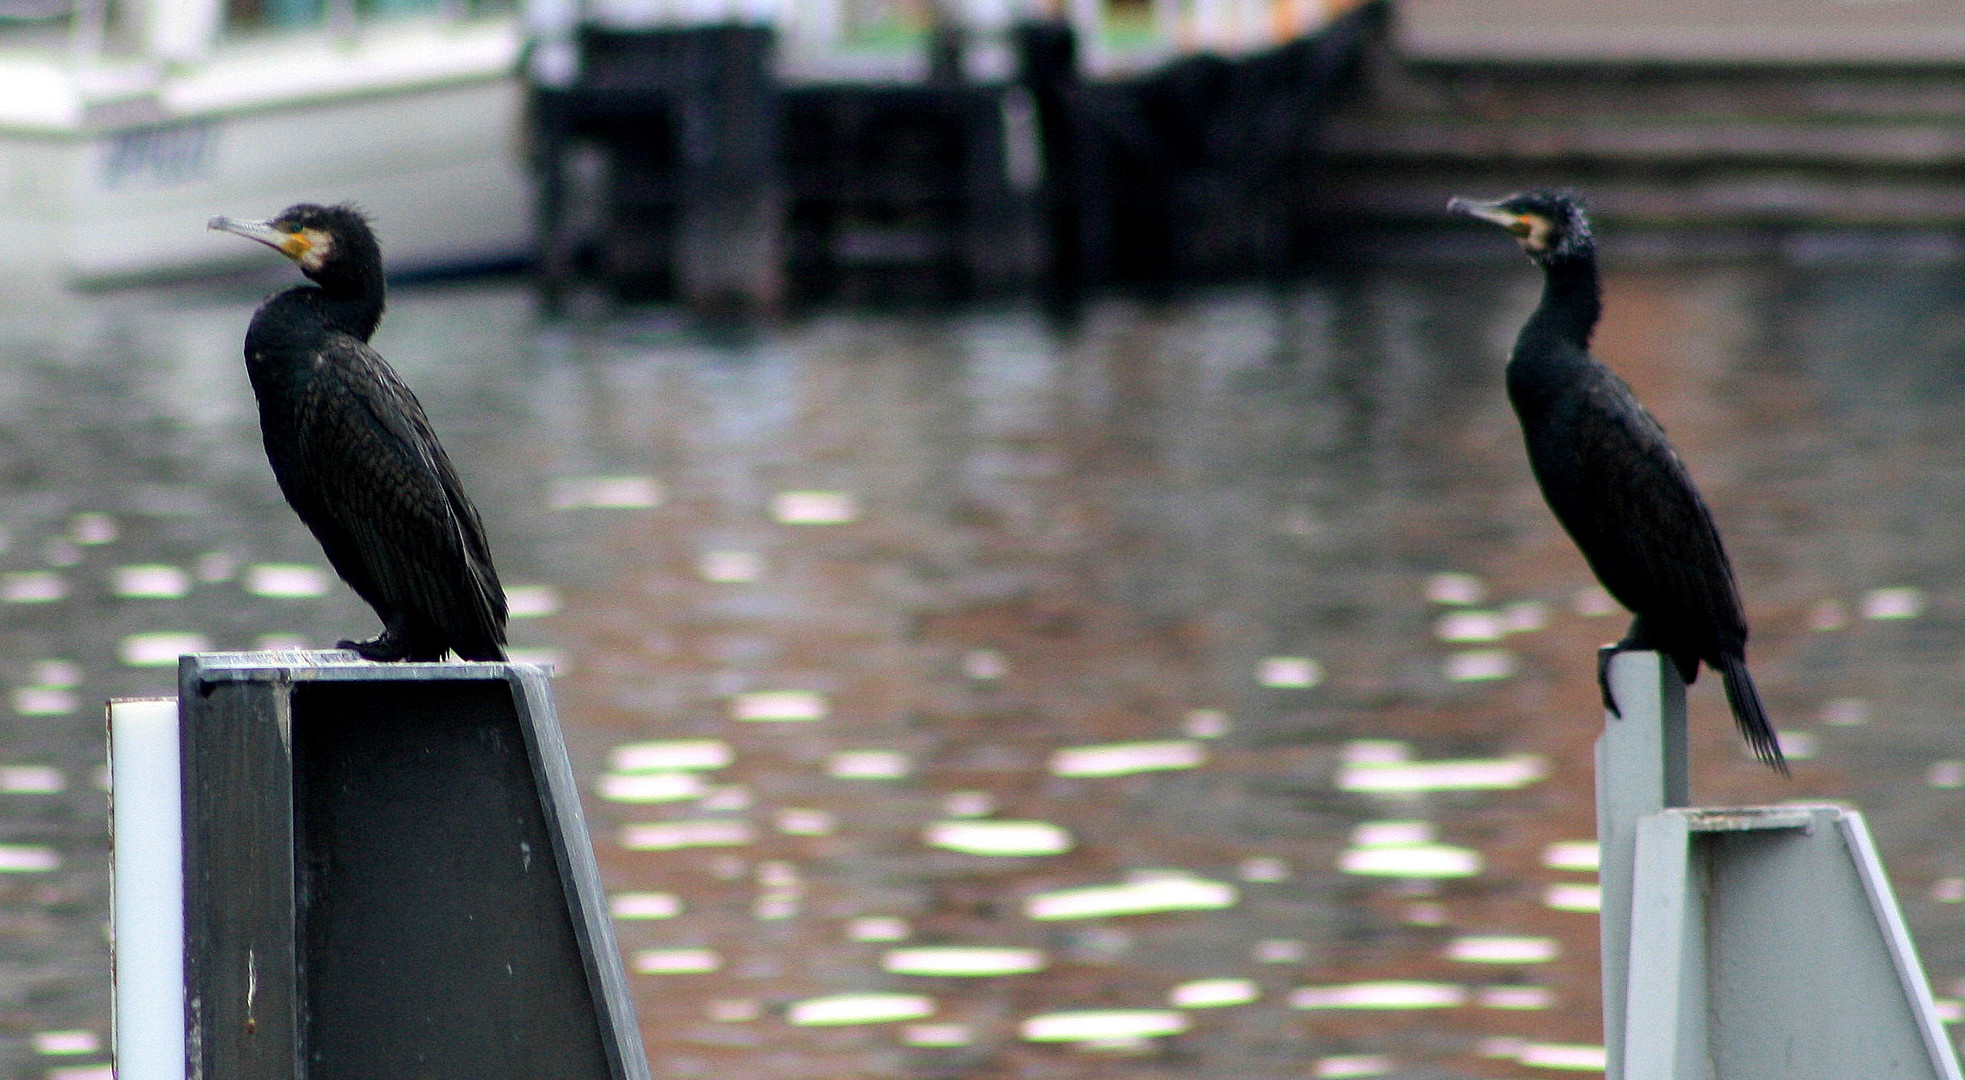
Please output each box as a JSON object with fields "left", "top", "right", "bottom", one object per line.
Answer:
{"left": 337, "top": 631, "right": 411, "bottom": 662}
{"left": 1597, "top": 644, "right": 1624, "bottom": 718}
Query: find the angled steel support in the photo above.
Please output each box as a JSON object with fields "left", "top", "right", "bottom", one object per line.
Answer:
{"left": 111, "top": 652, "right": 650, "bottom": 1080}
{"left": 1597, "top": 650, "right": 1960, "bottom": 1080}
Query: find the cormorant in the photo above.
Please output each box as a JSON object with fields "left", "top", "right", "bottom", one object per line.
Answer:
{"left": 209, "top": 203, "right": 508, "bottom": 662}
{"left": 1449, "top": 190, "right": 1786, "bottom": 775}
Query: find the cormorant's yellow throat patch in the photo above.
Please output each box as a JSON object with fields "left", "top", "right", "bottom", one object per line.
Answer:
{"left": 288, "top": 227, "right": 331, "bottom": 272}
{"left": 1517, "top": 212, "right": 1557, "bottom": 254}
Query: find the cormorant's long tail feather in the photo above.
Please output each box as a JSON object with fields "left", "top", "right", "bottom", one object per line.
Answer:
{"left": 1718, "top": 653, "right": 1788, "bottom": 776}
{"left": 457, "top": 642, "right": 508, "bottom": 663}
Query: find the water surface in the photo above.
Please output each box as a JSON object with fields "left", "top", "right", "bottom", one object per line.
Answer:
{"left": 3, "top": 250, "right": 1964, "bottom": 1077}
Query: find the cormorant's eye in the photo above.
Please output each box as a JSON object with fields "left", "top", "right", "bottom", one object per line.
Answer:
{"left": 280, "top": 222, "right": 302, "bottom": 234}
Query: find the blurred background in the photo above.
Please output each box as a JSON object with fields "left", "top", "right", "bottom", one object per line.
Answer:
{"left": 6, "top": 0, "right": 1965, "bottom": 1077}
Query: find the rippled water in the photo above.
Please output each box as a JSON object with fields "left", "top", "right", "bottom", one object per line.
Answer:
{"left": 5, "top": 250, "right": 1965, "bottom": 1077}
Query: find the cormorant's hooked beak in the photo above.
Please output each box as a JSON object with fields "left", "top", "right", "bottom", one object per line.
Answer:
{"left": 208, "top": 215, "right": 311, "bottom": 262}
{"left": 1447, "top": 196, "right": 1526, "bottom": 233}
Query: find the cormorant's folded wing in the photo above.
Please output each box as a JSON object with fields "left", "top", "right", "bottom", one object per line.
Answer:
{"left": 293, "top": 334, "right": 506, "bottom": 650}
{"left": 1557, "top": 373, "right": 1748, "bottom": 656}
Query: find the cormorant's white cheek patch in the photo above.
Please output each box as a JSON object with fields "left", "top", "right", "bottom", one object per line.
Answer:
{"left": 1520, "top": 214, "right": 1557, "bottom": 255}
{"left": 291, "top": 228, "right": 333, "bottom": 273}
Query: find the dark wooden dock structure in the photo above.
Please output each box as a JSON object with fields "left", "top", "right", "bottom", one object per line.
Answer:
{"left": 529, "top": 0, "right": 1965, "bottom": 308}
{"left": 528, "top": 4, "right": 1388, "bottom": 308}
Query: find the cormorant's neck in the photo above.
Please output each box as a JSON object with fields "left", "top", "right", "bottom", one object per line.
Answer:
{"left": 1519, "top": 251, "right": 1600, "bottom": 353}
{"left": 307, "top": 271, "right": 386, "bottom": 342}
{"left": 247, "top": 282, "right": 384, "bottom": 364}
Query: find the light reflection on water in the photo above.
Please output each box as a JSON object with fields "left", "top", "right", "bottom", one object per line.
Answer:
{"left": 3, "top": 255, "right": 1965, "bottom": 1074}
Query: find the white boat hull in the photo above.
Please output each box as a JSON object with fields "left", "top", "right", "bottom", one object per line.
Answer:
{"left": 0, "top": 22, "right": 533, "bottom": 289}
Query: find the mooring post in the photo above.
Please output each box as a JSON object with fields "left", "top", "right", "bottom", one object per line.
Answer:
{"left": 110, "top": 653, "right": 650, "bottom": 1080}
{"left": 1595, "top": 650, "right": 1688, "bottom": 1080}
{"left": 674, "top": 25, "right": 783, "bottom": 312}
{"left": 530, "top": 84, "right": 576, "bottom": 316}
{"left": 960, "top": 84, "right": 1046, "bottom": 292}
{"left": 525, "top": 0, "right": 581, "bottom": 316}
{"left": 1013, "top": 20, "right": 1095, "bottom": 295}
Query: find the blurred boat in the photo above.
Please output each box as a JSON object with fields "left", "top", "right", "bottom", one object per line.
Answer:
{"left": 0, "top": 0, "right": 1359, "bottom": 292}
{"left": 0, "top": 0, "right": 531, "bottom": 289}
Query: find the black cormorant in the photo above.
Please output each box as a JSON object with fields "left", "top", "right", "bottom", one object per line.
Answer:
{"left": 209, "top": 203, "right": 508, "bottom": 662}
{"left": 1449, "top": 190, "right": 1785, "bottom": 775}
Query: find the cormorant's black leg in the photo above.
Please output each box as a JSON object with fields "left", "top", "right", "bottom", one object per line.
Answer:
{"left": 1597, "top": 644, "right": 1623, "bottom": 717}
{"left": 1599, "top": 617, "right": 1659, "bottom": 718}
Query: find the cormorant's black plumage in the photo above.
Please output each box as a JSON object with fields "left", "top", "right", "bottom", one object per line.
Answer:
{"left": 1450, "top": 190, "right": 1785, "bottom": 775}
{"left": 210, "top": 203, "right": 507, "bottom": 661}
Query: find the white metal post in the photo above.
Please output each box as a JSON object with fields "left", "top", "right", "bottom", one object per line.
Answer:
{"left": 1595, "top": 650, "right": 1688, "bottom": 1080}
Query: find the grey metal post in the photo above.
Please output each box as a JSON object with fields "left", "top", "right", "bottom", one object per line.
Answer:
{"left": 169, "top": 652, "right": 650, "bottom": 1080}
{"left": 1595, "top": 649, "right": 1688, "bottom": 1080}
